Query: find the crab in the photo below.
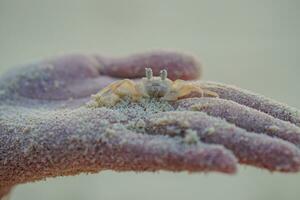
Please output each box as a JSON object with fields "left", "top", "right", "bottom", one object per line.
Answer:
{"left": 89, "top": 68, "right": 218, "bottom": 107}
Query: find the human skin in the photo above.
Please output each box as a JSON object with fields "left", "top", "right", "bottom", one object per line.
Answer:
{"left": 1, "top": 51, "right": 300, "bottom": 198}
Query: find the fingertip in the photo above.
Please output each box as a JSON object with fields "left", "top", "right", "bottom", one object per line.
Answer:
{"left": 185, "top": 144, "right": 238, "bottom": 174}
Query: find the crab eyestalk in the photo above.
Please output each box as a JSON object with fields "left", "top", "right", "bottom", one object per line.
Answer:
{"left": 145, "top": 68, "right": 153, "bottom": 80}
{"left": 160, "top": 69, "right": 167, "bottom": 80}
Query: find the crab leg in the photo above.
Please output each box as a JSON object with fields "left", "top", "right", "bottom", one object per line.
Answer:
{"left": 90, "top": 79, "right": 140, "bottom": 107}
{"left": 163, "top": 80, "right": 218, "bottom": 100}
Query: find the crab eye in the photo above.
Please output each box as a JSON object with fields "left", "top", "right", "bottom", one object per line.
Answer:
{"left": 145, "top": 68, "right": 153, "bottom": 80}
{"left": 160, "top": 69, "right": 167, "bottom": 80}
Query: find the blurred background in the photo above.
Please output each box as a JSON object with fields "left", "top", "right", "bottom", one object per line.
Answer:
{"left": 0, "top": 0, "right": 300, "bottom": 199}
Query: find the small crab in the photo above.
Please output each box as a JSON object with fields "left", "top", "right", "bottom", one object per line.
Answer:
{"left": 89, "top": 68, "right": 218, "bottom": 107}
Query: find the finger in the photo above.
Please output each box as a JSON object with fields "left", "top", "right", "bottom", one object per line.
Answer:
{"left": 0, "top": 54, "right": 108, "bottom": 100}
{"left": 1, "top": 51, "right": 202, "bottom": 101}
{"left": 146, "top": 111, "right": 300, "bottom": 172}
{"left": 176, "top": 98, "right": 300, "bottom": 146}
{"left": 96, "top": 51, "right": 202, "bottom": 80}
{"left": 0, "top": 106, "right": 237, "bottom": 187}
{"left": 198, "top": 81, "right": 300, "bottom": 127}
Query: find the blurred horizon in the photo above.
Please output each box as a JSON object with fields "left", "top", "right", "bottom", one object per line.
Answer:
{"left": 1, "top": 0, "right": 300, "bottom": 200}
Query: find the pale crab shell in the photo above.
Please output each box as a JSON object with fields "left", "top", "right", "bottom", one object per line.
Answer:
{"left": 136, "top": 77, "right": 174, "bottom": 98}
{"left": 88, "top": 78, "right": 218, "bottom": 108}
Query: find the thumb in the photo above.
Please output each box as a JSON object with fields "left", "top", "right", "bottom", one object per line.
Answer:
{"left": 96, "top": 50, "right": 202, "bottom": 80}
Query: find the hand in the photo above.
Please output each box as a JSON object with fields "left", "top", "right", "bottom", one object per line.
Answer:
{"left": 1, "top": 51, "right": 300, "bottom": 197}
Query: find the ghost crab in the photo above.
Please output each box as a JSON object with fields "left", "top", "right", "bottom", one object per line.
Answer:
{"left": 89, "top": 68, "right": 218, "bottom": 107}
